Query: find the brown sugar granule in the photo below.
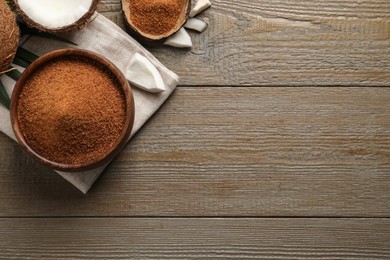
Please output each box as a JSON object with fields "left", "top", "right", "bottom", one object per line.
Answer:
{"left": 130, "top": 0, "right": 182, "bottom": 36}
{"left": 17, "top": 57, "right": 126, "bottom": 165}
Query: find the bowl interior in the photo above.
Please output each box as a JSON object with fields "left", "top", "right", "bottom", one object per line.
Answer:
{"left": 11, "top": 48, "right": 135, "bottom": 172}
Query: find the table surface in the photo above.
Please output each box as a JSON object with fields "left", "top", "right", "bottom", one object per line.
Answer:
{"left": 1, "top": 0, "right": 389, "bottom": 258}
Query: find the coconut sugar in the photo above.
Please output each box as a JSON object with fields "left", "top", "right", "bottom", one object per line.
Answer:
{"left": 17, "top": 57, "right": 126, "bottom": 165}
{"left": 130, "top": 0, "right": 182, "bottom": 36}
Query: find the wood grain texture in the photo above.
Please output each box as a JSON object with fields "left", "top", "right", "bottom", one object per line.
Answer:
{"left": 1, "top": 1, "right": 389, "bottom": 257}
{"left": 98, "top": 0, "right": 390, "bottom": 86}
{"left": 0, "top": 218, "right": 389, "bottom": 259}
{"left": 0, "top": 87, "right": 389, "bottom": 217}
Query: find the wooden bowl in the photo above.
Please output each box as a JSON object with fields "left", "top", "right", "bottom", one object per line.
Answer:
{"left": 10, "top": 49, "right": 135, "bottom": 172}
{"left": 121, "top": 0, "right": 191, "bottom": 42}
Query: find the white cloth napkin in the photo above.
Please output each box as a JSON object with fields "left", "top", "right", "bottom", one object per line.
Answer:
{"left": 0, "top": 13, "right": 179, "bottom": 193}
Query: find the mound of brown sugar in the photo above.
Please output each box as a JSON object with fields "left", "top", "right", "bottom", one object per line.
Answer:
{"left": 17, "top": 57, "right": 126, "bottom": 165}
{"left": 130, "top": 0, "right": 182, "bottom": 36}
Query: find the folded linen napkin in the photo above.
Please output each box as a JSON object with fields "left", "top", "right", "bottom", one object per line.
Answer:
{"left": 0, "top": 13, "right": 179, "bottom": 194}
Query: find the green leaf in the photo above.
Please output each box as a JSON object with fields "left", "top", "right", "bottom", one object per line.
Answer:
{"left": 12, "top": 56, "right": 31, "bottom": 68}
{"left": 20, "top": 23, "right": 78, "bottom": 46}
{"left": 6, "top": 69, "right": 22, "bottom": 81}
{"left": 0, "top": 80, "right": 10, "bottom": 110}
{"left": 36, "top": 32, "right": 78, "bottom": 46}
{"left": 16, "top": 47, "right": 39, "bottom": 63}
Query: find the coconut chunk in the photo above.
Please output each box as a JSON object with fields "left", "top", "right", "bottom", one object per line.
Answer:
{"left": 190, "top": 0, "right": 211, "bottom": 17}
{"left": 184, "top": 18, "right": 208, "bottom": 32}
{"left": 164, "top": 28, "right": 193, "bottom": 48}
{"left": 126, "top": 53, "right": 165, "bottom": 94}
{"left": 15, "top": 0, "right": 98, "bottom": 33}
{"left": 18, "top": 0, "right": 93, "bottom": 28}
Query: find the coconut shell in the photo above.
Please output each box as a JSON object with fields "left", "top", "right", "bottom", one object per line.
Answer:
{"left": 121, "top": 0, "right": 191, "bottom": 42}
{"left": 13, "top": 0, "right": 100, "bottom": 33}
{"left": 0, "top": 0, "right": 19, "bottom": 74}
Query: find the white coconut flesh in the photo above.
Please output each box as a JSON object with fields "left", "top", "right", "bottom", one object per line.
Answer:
{"left": 18, "top": 0, "right": 94, "bottom": 29}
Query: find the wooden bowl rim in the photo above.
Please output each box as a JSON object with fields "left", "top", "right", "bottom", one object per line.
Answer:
{"left": 121, "top": 0, "right": 191, "bottom": 41}
{"left": 10, "top": 48, "right": 135, "bottom": 172}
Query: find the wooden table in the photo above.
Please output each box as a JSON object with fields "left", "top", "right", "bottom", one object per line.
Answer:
{"left": 1, "top": 0, "right": 389, "bottom": 258}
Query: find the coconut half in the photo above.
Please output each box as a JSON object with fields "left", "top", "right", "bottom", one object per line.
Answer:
{"left": 0, "top": 0, "right": 19, "bottom": 74}
{"left": 121, "top": 0, "right": 191, "bottom": 41}
{"left": 13, "top": 0, "right": 99, "bottom": 33}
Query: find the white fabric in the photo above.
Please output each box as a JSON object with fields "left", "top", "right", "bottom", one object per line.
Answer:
{"left": 0, "top": 13, "right": 179, "bottom": 193}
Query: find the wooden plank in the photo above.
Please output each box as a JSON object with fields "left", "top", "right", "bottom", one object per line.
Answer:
{"left": 0, "top": 218, "right": 389, "bottom": 259}
{"left": 0, "top": 87, "right": 389, "bottom": 217}
{"left": 98, "top": 0, "right": 390, "bottom": 86}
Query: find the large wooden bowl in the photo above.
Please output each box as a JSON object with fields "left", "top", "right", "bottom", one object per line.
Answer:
{"left": 10, "top": 49, "right": 135, "bottom": 172}
{"left": 121, "top": 0, "right": 191, "bottom": 42}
